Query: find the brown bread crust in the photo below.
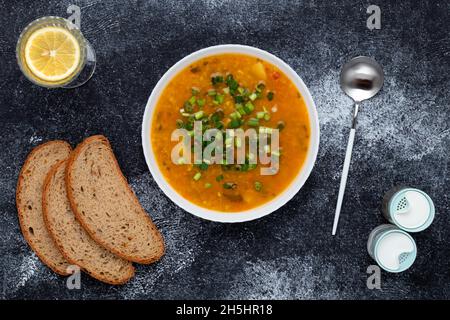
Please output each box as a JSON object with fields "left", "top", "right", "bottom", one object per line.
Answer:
{"left": 16, "top": 140, "right": 72, "bottom": 276}
{"left": 65, "top": 135, "right": 165, "bottom": 264}
{"left": 43, "top": 160, "right": 135, "bottom": 285}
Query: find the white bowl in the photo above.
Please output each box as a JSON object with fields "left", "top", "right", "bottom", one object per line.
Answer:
{"left": 142, "top": 45, "right": 320, "bottom": 223}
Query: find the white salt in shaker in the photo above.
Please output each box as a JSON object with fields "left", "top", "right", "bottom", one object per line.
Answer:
{"left": 382, "top": 187, "right": 435, "bottom": 232}
{"left": 367, "top": 224, "right": 417, "bottom": 273}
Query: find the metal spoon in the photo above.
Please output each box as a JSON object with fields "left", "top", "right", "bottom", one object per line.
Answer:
{"left": 332, "top": 56, "right": 384, "bottom": 235}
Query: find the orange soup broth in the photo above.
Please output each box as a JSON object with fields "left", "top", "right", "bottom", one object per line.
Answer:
{"left": 151, "top": 54, "right": 310, "bottom": 212}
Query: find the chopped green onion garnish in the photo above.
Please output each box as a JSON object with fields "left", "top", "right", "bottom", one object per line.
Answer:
{"left": 249, "top": 92, "right": 258, "bottom": 101}
{"left": 193, "top": 172, "right": 202, "bottom": 181}
{"left": 223, "top": 87, "right": 230, "bottom": 94}
{"left": 228, "top": 119, "right": 241, "bottom": 128}
{"left": 198, "top": 162, "right": 209, "bottom": 170}
{"left": 244, "top": 102, "right": 254, "bottom": 113}
{"left": 267, "top": 91, "right": 274, "bottom": 101}
{"left": 256, "top": 82, "right": 265, "bottom": 92}
{"left": 247, "top": 118, "right": 259, "bottom": 127}
{"left": 254, "top": 181, "right": 263, "bottom": 192}
{"left": 191, "top": 87, "right": 200, "bottom": 95}
{"left": 237, "top": 87, "right": 245, "bottom": 95}
{"left": 256, "top": 111, "right": 265, "bottom": 119}
{"left": 226, "top": 75, "right": 239, "bottom": 94}
{"left": 264, "top": 113, "right": 271, "bottom": 121}
{"left": 211, "top": 75, "right": 224, "bottom": 85}
{"left": 223, "top": 182, "right": 237, "bottom": 190}
{"left": 187, "top": 130, "right": 194, "bottom": 137}
{"left": 204, "top": 182, "right": 212, "bottom": 188}
{"left": 188, "top": 96, "right": 196, "bottom": 105}
{"left": 236, "top": 104, "right": 245, "bottom": 115}
{"left": 208, "top": 89, "right": 217, "bottom": 96}
{"left": 229, "top": 111, "right": 241, "bottom": 120}
{"left": 216, "top": 174, "right": 224, "bottom": 182}
{"left": 213, "top": 94, "right": 224, "bottom": 105}
{"left": 176, "top": 119, "right": 184, "bottom": 128}
{"left": 185, "top": 122, "right": 194, "bottom": 130}
{"left": 210, "top": 109, "right": 224, "bottom": 122}
{"left": 184, "top": 101, "right": 193, "bottom": 113}
{"left": 194, "top": 110, "right": 204, "bottom": 119}
{"left": 234, "top": 95, "right": 245, "bottom": 104}
{"left": 276, "top": 120, "right": 286, "bottom": 131}
{"left": 197, "top": 98, "right": 205, "bottom": 107}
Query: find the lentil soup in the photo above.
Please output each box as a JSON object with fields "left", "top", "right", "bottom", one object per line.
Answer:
{"left": 151, "top": 54, "right": 310, "bottom": 212}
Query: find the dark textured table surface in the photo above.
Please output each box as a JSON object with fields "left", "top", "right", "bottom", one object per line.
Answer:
{"left": 0, "top": 0, "right": 449, "bottom": 300}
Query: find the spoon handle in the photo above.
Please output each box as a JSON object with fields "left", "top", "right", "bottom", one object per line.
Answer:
{"left": 332, "top": 102, "right": 360, "bottom": 235}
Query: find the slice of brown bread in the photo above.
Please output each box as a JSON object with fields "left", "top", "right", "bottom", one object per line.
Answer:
{"left": 16, "top": 140, "right": 72, "bottom": 275}
{"left": 66, "top": 135, "right": 164, "bottom": 264}
{"left": 43, "top": 160, "right": 135, "bottom": 284}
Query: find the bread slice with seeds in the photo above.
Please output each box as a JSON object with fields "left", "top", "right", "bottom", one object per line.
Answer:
{"left": 66, "top": 135, "right": 164, "bottom": 264}
{"left": 16, "top": 140, "right": 72, "bottom": 275}
{"left": 43, "top": 160, "right": 135, "bottom": 284}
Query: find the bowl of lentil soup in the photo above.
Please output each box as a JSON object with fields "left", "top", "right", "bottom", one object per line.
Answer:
{"left": 142, "top": 45, "right": 319, "bottom": 222}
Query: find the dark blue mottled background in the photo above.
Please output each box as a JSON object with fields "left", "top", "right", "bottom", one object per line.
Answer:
{"left": 0, "top": 0, "right": 449, "bottom": 299}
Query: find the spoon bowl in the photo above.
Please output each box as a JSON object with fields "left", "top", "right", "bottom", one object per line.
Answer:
{"left": 340, "top": 56, "right": 384, "bottom": 102}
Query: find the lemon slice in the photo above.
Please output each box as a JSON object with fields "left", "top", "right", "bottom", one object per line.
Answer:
{"left": 24, "top": 26, "right": 81, "bottom": 82}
